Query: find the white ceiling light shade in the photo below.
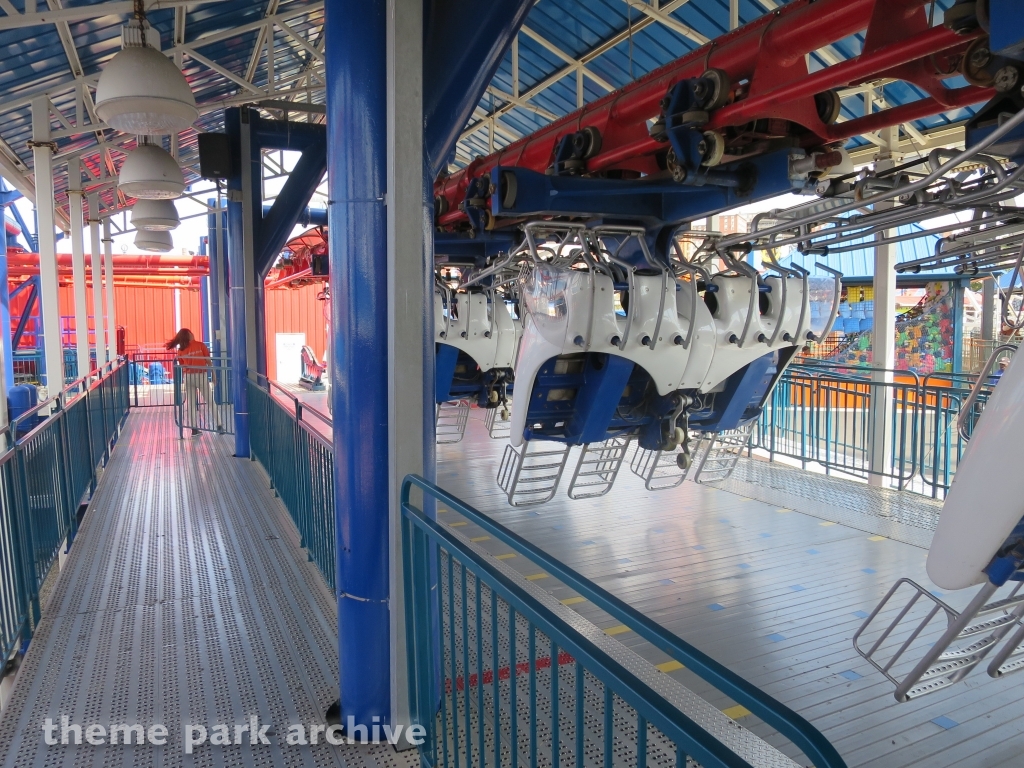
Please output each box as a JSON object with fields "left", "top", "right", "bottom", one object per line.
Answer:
{"left": 95, "top": 45, "right": 198, "bottom": 135}
{"left": 134, "top": 228, "right": 174, "bottom": 252}
{"left": 118, "top": 144, "right": 185, "bottom": 200}
{"left": 131, "top": 198, "right": 180, "bottom": 231}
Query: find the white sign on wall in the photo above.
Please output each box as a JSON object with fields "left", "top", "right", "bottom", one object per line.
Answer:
{"left": 275, "top": 333, "right": 306, "bottom": 384}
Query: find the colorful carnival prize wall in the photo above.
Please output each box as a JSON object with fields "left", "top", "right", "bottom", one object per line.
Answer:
{"left": 828, "top": 282, "right": 955, "bottom": 374}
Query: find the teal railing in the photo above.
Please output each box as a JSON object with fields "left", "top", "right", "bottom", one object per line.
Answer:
{"left": 401, "top": 474, "right": 846, "bottom": 768}
{"left": 752, "top": 361, "right": 986, "bottom": 498}
{"left": 248, "top": 374, "right": 335, "bottom": 591}
{"left": 0, "top": 362, "right": 129, "bottom": 663}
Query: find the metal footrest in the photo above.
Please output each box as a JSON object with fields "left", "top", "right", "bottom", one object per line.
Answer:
{"left": 568, "top": 436, "right": 633, "bottom": 499}
{"left": 436, "top": 400, "right": 471, "bottom": 444}
{"left": 630, "top": 436, "right": 700, "bottom": 491}
{"left": 854, "top": 578, "right": 1024, "bottom": 701}
{"left": 497, "top": 440, "right": 571, "bottom": 506}
{"left": 692, "top": 423, "right": 754, "bottom": 484}
{"left": 484, "top": 403, "right": 512, "bottom": 440}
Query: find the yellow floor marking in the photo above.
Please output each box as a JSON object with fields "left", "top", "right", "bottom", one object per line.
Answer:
{"left": 819, "top": 521, "right": 837, "bottom": 527}
{"left": 656, "top": 660, "right": 684, "bottom": 673}
{"left": 868, "top": 535, "right": 886, "bottom": 542}
{"left": 495, "top": 553, "right": 517, "bottom": 560}
{"left": 723, "top": 705, "right": 752, "bottom": 720}
{"left": 448, "top": 521, "right": 468, "bottom": 528}
{"left": 777, "top": 508, "right": 792, "bottom": 513}
{"left": 526, "top": 573, "right": 549, "bottom": 581}
{"left": 604, "top": 625, "right": 631, "bottom": 636}
{"left": 470, "top": 536, "right": 490, "bottom": 543}
{"left": 561, "top": 597, "right": 586, "bottom": 606}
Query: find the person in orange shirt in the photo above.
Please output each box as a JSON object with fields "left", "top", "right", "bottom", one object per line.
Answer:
{"left": 166, "top": 328, "right": 216, "bottom": 437}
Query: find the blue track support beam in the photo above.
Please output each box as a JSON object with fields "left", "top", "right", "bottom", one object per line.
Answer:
{"left": 0, "top": 249, "right": 11, "bottom": 390}
{"left": 225, "top": 109, "right": 250, "bottom": 457}
{"left": 254, "top": 143, "right": 327, "bottom": 375}
{"left": 326, "top": 0, "right": 391, "bottom": 728}
{"left": 422, "top": 0, "right": 534, "bottom": 176}
{"left": 11, "top": 282, "right": 36, "bottom": 352}
{"left": 491, "top": 150, "right": 801, "bottom": 227}
{"left": 261, "top": 204, "right": 328, "bottom": 227}
{"left": 207, "top": 201, "right": 225, "bottom": 362}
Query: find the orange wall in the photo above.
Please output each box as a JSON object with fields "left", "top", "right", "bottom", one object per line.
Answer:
{"left": 9, "top": 282, "right": 203, "bottom": 353}
{"left": 11, "top": 276, "right": 326, "bottom": 375}
{"left": 113, "top": 285, "right": 203, "bottom": 352}
{"left": 264, "top": 281, "right": 329, "bottom": 380}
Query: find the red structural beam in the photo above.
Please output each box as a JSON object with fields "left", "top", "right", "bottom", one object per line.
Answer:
{"left": 5, "top": 250, "right": 209, "bottom": 276}
{"left": 434, "top": 0, "right": 988, "bottom": 230}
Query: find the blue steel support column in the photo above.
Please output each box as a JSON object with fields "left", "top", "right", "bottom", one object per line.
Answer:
{"left": 225, "top": 108, "right": 251, "bottom": 456}
{"left": 326, "top": 0, "right": 390, "bottom": 726}
{"left": 206, "top": 200, "right": 222, "bottom": 360}
{"left": 0, "top": 250, "right": 12, "bottom": 390}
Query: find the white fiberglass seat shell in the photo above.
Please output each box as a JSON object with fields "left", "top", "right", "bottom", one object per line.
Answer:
{"left": 698, "top": 273, "right": 805, "bottom": 392}
{"left": 434, "top": 290, "right": 521, "bottom": 372}
{"left": 928, "top": 351, "right": 1024, "bottom": 590}
{"left": 509, "top": 265, "right": 714, "bottom": 447}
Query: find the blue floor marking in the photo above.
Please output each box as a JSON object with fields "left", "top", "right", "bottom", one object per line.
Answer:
{"left": 738, "top": 563, "right": 750, "bottom": 569}
{"left": 862, "top": 568, "right": 876, "bottom": 574}
{"left": 931, "top": 716, "right": 959, "bottom": 730}
{"left": 853, "top": 610, "right": 869, "bottom": 619}
{"left": 807, "top": 549, "right": 819, "bottom": 555}
{"left": 708, "top": 603, "right": 725, "bottom": 611}
{"left": 767, "top": 633, "right": 786, "bottom": 643}
{"left": 839, "top": 670, "right": 862, "bottom": 681}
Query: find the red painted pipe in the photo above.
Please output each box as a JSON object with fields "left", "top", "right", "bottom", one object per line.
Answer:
{"left": 706, "top": 25, "right": 977, "bottom": 129}
{"left": 825, "top": 85, "right": 995, "bottom": 143}
{"left": 6, "top": 252, "right": 208, "bottom": 272}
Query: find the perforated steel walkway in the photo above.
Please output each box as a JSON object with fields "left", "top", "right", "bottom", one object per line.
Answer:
{"left": 437, "top": 411, "right": 1024, "bottom": 768}
{"left": 0, "top": 409, "right": 416, "bottom": 768}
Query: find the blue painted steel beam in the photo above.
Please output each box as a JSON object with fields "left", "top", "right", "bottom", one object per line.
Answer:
{"left": 224, "top": 108, "right": 250, "bottom": 457}
{"left": 0, "top": 249, "right": 11, "bottom": 389}
{"left": 422, "top": 0, "right": 534, "bottom": 176}
{"left": 434, "top": 230, "right": 515, "bottom": 263}
{"left": 207, "top": 201, "right": 225, "bottom": 362}
{"left": 326, "top": 0, "right": 391, "bottom": 729}
{"left": 261, "top": 204, "right": 328, "bottom": 227}
{"left": 490, "top": 150, "right": 801, "bottom": 228}
{"left": 10, "top": 282, "right": 35, "bottom": 352}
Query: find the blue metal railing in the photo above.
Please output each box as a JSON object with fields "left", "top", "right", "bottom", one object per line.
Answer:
{"left": 0, "top": 361, "right": 129, "bottom": 663}
{"left": 401, "top": 474, "right": 846, "bottom": 768}
{"left": 247, "top": 374, "right": 335, "bottom": 591}
{"left": 752, "top": 361, "right": 986, "bottom": 498}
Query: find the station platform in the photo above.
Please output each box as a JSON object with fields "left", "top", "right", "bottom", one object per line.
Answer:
{"left": 2, "top": 401, "right": 1020, "bottom": 768}
{"left": 0, "top": 408, "right": 416, "bottom": 768}
{"left": 434, "top": 410, "right": 1024, "bottom": 768}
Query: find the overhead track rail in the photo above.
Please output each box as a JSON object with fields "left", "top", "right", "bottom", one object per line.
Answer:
{"left": 434, "top": 0, "right": 993, "bottom": 236}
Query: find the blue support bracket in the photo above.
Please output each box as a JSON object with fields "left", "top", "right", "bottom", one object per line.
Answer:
{"left": 490, "top": 149, "right": 801, "bottom": 228}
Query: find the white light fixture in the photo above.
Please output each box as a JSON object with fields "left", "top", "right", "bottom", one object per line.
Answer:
{"left": 95, "top": 22, "right": 197, "bottom": 135}
{"left": 134, "top": 228, "right": 173, "bottom": 252}
{"left": 131, "top": 198, "right": 180, "bottom": 231}
{"left": 119, "top": 144, "right": 185, "bottom": 199}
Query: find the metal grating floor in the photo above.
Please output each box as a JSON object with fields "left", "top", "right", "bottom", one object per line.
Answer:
{"left": 437, "top": 411, "right": 1024, "bottom": 768}
{"left": 0, "top": 409, "right": 417, "bottom": 768}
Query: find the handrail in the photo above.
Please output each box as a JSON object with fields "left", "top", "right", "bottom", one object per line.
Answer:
{"left": 957, "top": 343, "right": 1018, "bottom": 442}
{"left": 402, "top": 493, "right": 756, "bottom": 768}
{"left": 401, "top": 473, "right": 847, "bottom": 768}
{"left": 251, "top": 371, "right": 333, "bottom": 443}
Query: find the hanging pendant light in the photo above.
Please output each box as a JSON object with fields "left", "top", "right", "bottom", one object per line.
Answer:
{"left": 131, "top": 198, "right": 180, "bottom": 231}
{"left": 134, "top": 228, "right": 174, "bottom": 252}
{"left": 95, "top": 12, "right": 197, "bottom": 135}
{"left": 119, "top": 143, "right": 185, "bottom": 199}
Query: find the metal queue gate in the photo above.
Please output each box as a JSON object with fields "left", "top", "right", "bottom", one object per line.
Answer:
{"left": 173, "top": 360, "right": 234, "bottom": 437}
